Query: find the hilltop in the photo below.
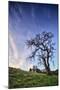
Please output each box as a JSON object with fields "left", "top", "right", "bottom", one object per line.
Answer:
{"left": 9, "top": 67, "right": 58, "bottom": 88}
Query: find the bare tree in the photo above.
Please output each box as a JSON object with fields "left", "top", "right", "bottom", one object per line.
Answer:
{"left": 26, "top": 31, "right": 55, "bottom": 74}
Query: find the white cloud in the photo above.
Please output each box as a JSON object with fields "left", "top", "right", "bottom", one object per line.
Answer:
{"left": 9, "top": 33, "right": 18, "bottom": 60}
{"left": 9, "top": 32, "right": 20, "bottom": 68}
{"left": 9, "top": 32, "right": 27, "bottom": 70}
{"left": 9, "top": 32, "right": 33, "bottom": 71}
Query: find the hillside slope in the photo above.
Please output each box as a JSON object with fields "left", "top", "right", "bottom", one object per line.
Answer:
{"left": 9, "top": 67, "right": 58, "bottom": 88}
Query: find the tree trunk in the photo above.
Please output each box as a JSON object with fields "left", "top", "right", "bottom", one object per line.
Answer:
{"left": 43, "top": 58, "right": 51, "bottom": 75}
{"left": 46, "top": 65, "right": 51, "bottom": 75}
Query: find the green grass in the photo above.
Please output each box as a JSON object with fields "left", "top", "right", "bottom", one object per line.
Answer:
{"left": 9, "top": 67, "right": 58, "bottom": 89}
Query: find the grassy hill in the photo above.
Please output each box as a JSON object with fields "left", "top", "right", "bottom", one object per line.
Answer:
{"left": 9, "top": 67, "right": 58, "bottom": 89}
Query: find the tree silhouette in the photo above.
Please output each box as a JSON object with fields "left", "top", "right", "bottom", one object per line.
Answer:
{"left": 26, "top": 31, "right": 55, "bottom": 74}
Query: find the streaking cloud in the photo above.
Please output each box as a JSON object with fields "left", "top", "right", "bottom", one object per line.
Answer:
{"left": 9, "top": 33, "right": 18, "bottom": 59}
{"left": 9, "top": 32, "right": 33, "bottom": 70}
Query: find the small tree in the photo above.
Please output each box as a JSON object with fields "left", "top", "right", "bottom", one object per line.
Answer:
{"left": 26, "top": 31, "right": 55, "bottom": 74}
{"left": 33, "top": 65, "right": 37, "bottom": 72}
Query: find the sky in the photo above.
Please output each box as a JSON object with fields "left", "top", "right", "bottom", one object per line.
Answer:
{"left": 8, "top": 1, "right": 58, "bottom": 71}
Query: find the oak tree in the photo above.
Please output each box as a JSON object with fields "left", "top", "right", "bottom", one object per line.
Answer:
{"left": 26, "top": 31, "right": 55, "bottom": 74}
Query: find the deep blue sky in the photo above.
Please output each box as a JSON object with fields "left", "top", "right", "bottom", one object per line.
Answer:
{"left": 9, "top": 1, "right": 58, "bottom": 71}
